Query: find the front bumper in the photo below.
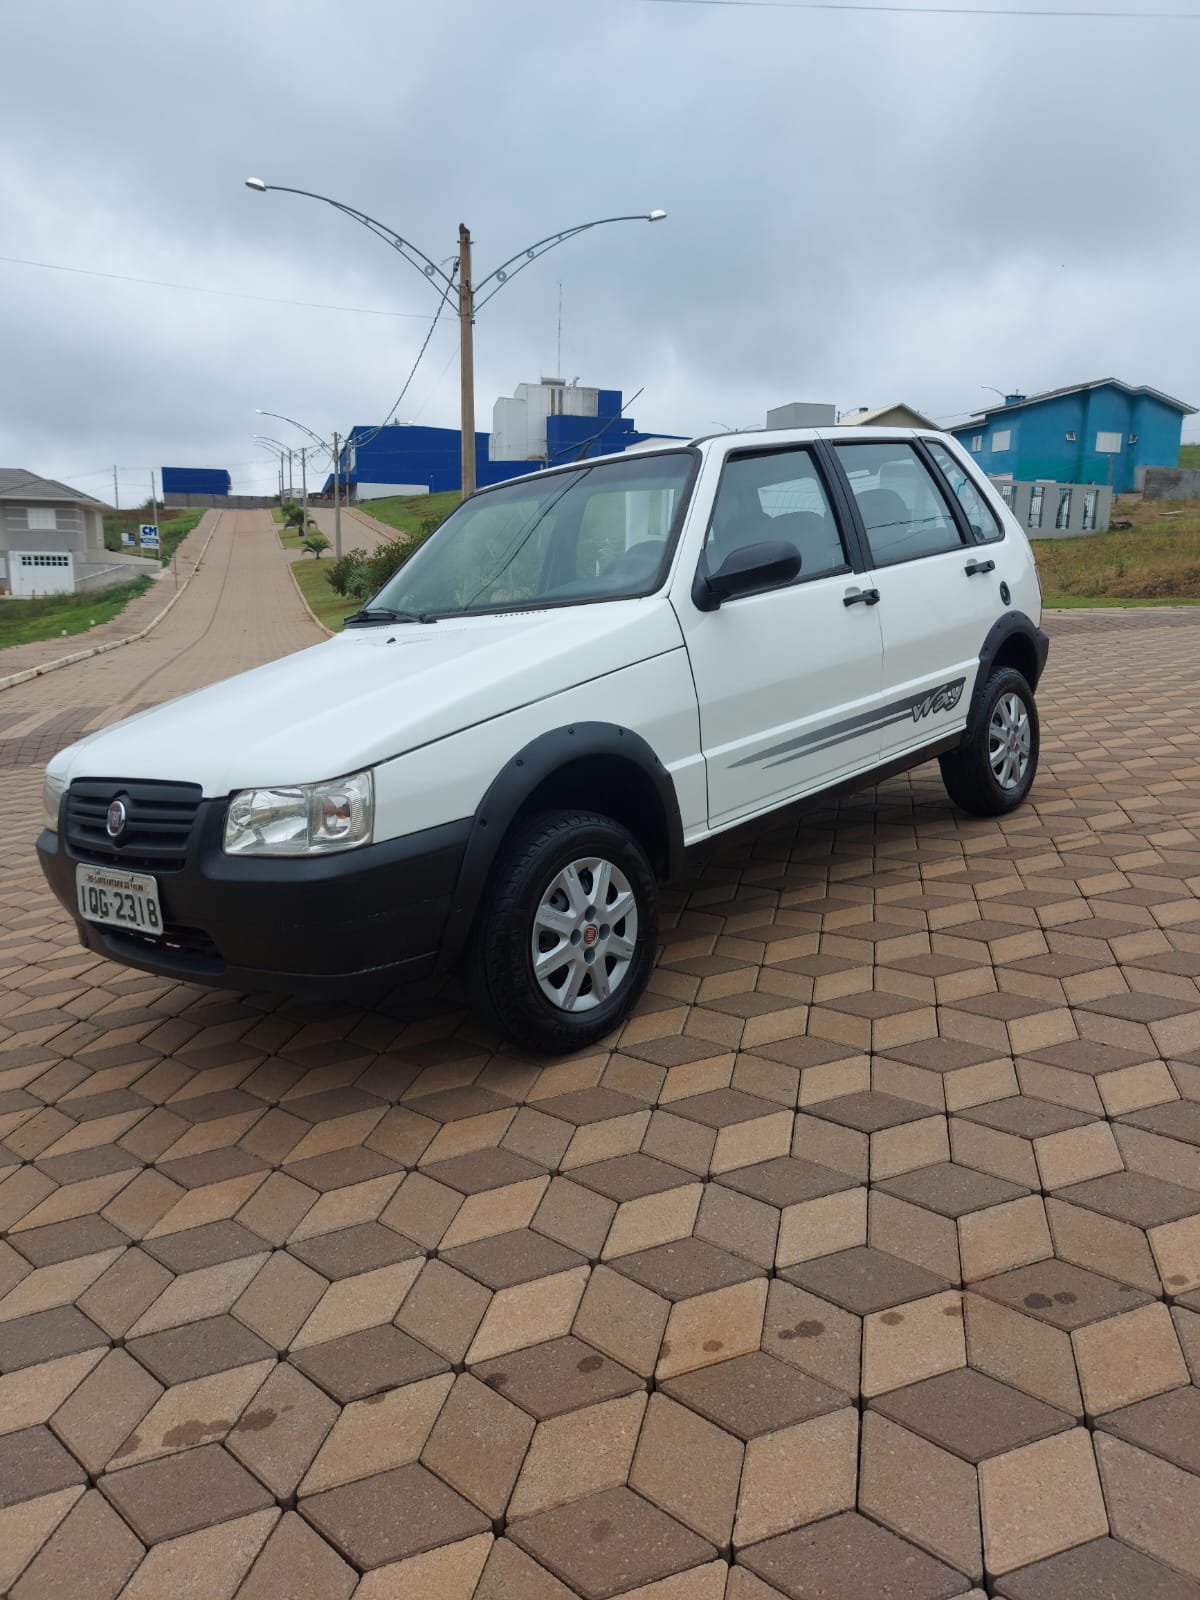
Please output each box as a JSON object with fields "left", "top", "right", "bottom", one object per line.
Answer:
{"left": 37, "top": 803, "right": 472, "bottom": 999}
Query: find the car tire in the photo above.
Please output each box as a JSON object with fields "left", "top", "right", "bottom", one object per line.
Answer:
{"left": 467, "top": 810, "right": 659, "bottom": 1055}
{"left": 939, "top": 666, "right": 1040, "bottom": 817}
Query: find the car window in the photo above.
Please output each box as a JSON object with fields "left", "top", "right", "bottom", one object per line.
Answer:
{"left": 705, "top": 448, "right": 849, "bottom": 583}
{"left": 833, "top": 441, "right": 965, "bottom": 565}
{"left": 925, "top": 440, "right": 1003, "bottom": 544}
{"left": 375, "top": 452, "right": 693, "bottom": 615}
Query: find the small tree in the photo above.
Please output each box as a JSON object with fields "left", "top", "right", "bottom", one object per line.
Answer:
{"left": 281, "top": 502, "right": 306, "bottom": 535}
{"left": 301, "top": 531, "right": 331, "bottom": 559}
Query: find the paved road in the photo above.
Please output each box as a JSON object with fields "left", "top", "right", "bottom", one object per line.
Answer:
{"left": 1, "top": 552, "right": 1199, "bottom": 1597}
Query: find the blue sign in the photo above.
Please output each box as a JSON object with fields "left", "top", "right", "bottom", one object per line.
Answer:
{"left": 139, "top": 524, "right": 160, "bottom": 549}
{"left": 121, "top": 529, "right": 136, "bottom": 546}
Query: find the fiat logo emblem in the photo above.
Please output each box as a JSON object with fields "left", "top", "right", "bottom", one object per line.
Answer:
{"left": 582, "top": 924, "right": 599, "bottom": 948}
{"left": 106, "top": 799, "right": 128, "bottom": 839}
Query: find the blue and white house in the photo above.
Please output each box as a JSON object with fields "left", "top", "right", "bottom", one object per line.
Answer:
{"left": 950, "top": 379, "right": 1195, "bottom": 494}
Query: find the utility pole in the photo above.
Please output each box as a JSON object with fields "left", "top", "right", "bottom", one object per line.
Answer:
{"left": 332, "top": 431, "right": 342, "bottom": 560}
{"left": 299, "top": 448, "right": 308, "bottom": 512}
{"left": 113, "top": 466, "right": 120, "bottom": 511}
{"left": 459, "top": 223, "right": 475, "bottom": 498}
{"left": 287, "top": 448, "right": 294, "bottom": 499}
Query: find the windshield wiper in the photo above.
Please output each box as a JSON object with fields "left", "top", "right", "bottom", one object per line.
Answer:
{"left": 342, "top": 607, "right": 437, "bottom": 627}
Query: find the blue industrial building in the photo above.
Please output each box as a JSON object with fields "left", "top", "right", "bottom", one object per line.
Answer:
{"left": 161, "top": 467, "right": 231, "bottom": 497}
{"left": 950, "top": 379, "right": 1195, "bottom": 493}
{"left": 324, "top": 385, "right": 681, "bottom": 500}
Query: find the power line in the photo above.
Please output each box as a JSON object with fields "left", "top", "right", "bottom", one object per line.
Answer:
{"left": 0, "top": 253, "right": 438, "bottom": 320}
{"left": 600, "top": 0, "right": 1199, "bottom": 17}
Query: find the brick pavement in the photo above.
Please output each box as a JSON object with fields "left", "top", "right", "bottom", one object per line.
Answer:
{"left": 1, "top": 573, "right": 1199, "bottom": 1596}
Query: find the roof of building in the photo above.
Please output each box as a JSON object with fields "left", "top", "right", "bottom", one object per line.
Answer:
{"left": 0, "top": 469, "right": 108, "bottom": 507}
{"left": 837, "top": 402, "right": 938, "bottom": 429}
{"left": 955, "top": 378, "right": 1197, "bottom": 426}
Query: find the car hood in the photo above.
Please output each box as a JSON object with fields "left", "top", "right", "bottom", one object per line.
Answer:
{"left": 50, "top": 600, "right": 684, "bottom": 795}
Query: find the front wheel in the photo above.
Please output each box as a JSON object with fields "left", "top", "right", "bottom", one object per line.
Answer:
{"left": 467, "top": 811, "right": 659, "bottom": 1055}
{"left": 939, "top": 666, "right": 1040, "bottom": 816}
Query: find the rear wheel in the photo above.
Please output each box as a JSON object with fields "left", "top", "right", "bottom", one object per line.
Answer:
{"left": 467, "top": 810, "right": 658, "bottom": 1054}
{"left": 939, "top": 666, "right": 1039, "bottom": 816}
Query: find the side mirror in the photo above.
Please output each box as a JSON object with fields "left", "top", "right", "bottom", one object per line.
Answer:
{"left": 692, "top": 539, "right": 802, "bottom": 612}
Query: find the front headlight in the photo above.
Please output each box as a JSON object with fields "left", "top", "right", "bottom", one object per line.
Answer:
{"left": 223, "top": 770, "right": 374, "bottom": 856}
{"left": 43, "top": 770, "right": 67, "bottom": 832}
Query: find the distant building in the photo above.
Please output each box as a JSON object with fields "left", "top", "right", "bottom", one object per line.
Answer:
{"left": 0, "top": 469, "right": 143, "bottom": 597}
{"left": 837, "top": 403, "right": 938, "bottom": 430}
{"left": 161, "top": 467, "right": 231, "bottom": 498}
{"left": 949, "top": 380, "right": 1195, "bottom": 493}
{"left": 766, "top": 402, "right": 837, "bottom": 429}
{"left": 329, "top": 384, "right": 681, "bottom": 500}
{"left": 491, "top": 380, "right": 683, "bottom": 468}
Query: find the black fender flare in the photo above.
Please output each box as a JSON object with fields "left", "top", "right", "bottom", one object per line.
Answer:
{"left": 436, "top": 721, "right": 685, "bottom": 972}
{"left": 964, "top": 611, "right": 1050, "bottom": 736}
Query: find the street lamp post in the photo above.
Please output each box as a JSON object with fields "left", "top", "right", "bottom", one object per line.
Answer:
{"left": 257, "top": 408, "right": 343, "bottom": 559}
{"left": 245, "top": 178, "right": 666, "bottom": 497}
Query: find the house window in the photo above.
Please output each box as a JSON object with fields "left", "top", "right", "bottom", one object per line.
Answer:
{"left": 970, "top": 435, "right": 983, "bottom": 453}
{"left": 1096, "top": 431, "right": 1123, "bottom": 453}
{"left": 992, "top": 430, "right": 1012, "bottom": 453}
{"left": 27, "top": 506, "right": 57, "bottom": 530}
{"left": 1083, "top": 491, "right": 1099, "bottom": 531}
{"left": 1065, "top": 431, "right": 1077, "bottom": 442}
{"left": 1129, "top": 434, "right": 1138, "bottom": 445}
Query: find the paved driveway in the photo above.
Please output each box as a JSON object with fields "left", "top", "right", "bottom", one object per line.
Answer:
{"left": 1, "top": 527, "right": 1199, "bottom": 1599}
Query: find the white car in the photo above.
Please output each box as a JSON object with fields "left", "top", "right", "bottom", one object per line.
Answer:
{"left": 38, "top": 426, "right": 1047, "bottom": 1053}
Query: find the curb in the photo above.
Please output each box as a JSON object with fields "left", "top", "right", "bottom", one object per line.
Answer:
{"left": 287, "top": 562, "right": 335, "bottom": 638}
{"left": 0, "top": 513, "right": 222, "bottom": 695}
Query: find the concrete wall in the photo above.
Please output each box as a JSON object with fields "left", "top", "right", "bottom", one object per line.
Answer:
{"left": 159, "top": 493, "right": 275, "bottom": 509}
{"left": 1140, "top": 466, "right": 1200, "bottom": 501}
{"left": 993, "top": 479, "right": 1112, "bottom": 537}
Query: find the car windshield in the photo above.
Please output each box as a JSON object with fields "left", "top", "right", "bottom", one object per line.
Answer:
{"left": 370, "top": 451, "right": 695, "bottom": 618}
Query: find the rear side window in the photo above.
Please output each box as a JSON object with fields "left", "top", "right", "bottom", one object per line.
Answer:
{"left": 833, "top": 441, "right": 964, "bottom": 565}
{"left": 706, "top": 446, "right": 850, "bottom": 582}
{"left": 926, "top": 440, "right": 1003, "bottom": 544}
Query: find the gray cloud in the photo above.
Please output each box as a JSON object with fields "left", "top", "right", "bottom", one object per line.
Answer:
{"left": 2, "top": 0, "right": 1197, "bottom": 498}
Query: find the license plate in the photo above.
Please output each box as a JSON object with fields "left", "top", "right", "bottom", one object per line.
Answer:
{"left": 76, "top": 864, "right": 163, "bottom": 936}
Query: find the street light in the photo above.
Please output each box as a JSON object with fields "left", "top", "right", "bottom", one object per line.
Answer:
{"left": 257, "top": 408, "right": 345, "bottom": 558}
{"left": 244, "top": 178, "right": 667, "bottom": 495}
{"left": 253, "top": 437, "right": 288, "bottom": 501}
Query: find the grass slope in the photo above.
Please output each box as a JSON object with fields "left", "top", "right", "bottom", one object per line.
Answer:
{"left": 103, "top": 508, "right": 205, "bottom": 566}
{"left": 1034, "top": 495, "right": 1200, "bottom": 604}
{"left": 290, "top": 557, "right": 359, "bottom": 631}
{"left": 355, "top": 490, "right": 460, "bottom": 540}
{"left": 1180, "top": 444, "right": 1200, "bottom": 470}
{"left": 0, "top": 575, "right": 154, "bottom": 651}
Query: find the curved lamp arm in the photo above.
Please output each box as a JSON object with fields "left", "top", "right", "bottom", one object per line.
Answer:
{"left": 474, "top": 211, "right": 666, "bottom": 311}
{"left": 257, "top": 409, "right": 331, "bottom": 454}
{"left": 245, "top": 180, "right": 456, "bottom": 295}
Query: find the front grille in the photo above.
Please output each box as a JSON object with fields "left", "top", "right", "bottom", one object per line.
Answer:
{"left": 65, "top": 779, "right": 203, "bottom": 871}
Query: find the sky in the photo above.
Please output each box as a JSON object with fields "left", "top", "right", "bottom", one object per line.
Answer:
{"left": 2, "top": 0, "right": 1198, "bottom": 499}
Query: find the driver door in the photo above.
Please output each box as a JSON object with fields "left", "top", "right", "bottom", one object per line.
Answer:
{"left": 676, "top": 444, "right": 888, "bottom": 829}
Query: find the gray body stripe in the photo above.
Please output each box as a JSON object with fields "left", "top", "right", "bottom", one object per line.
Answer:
{"left": 729, "top": 677, "right": 966, "bottom": 771}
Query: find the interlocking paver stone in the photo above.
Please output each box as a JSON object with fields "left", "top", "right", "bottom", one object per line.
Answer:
{"left": 738, "top": 1510, "right": 970, "bottom": 1599}
{"left": 300, "top": 1461, "right": 490, "bottom": 1568}
{"left": 0, "top": 1426, "right": 87, "bottom": 1508}
{"left": 509, "top": 1484, "right": 717, "bottom": 1598}
{"left": 6, "top": 559, "right": 1200, "bottom": 1590}
{"left": 98, "top": 1442, "right": 274, "bottom": 1543}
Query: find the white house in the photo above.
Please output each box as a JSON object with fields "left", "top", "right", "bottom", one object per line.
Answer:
{"left": 0, "top": 470, "right": 148, "bottom": 597}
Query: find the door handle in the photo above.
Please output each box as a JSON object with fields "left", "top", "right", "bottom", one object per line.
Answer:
{"left": 965, "top": 559, "right": 996, "bottom": 576}
{"left": 843, "top": 588, "right": 881, "bottom": 607}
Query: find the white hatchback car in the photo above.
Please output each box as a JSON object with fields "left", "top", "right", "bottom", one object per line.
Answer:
{"left": 38, "top": 427, "right": 1047, "bottom": 1052}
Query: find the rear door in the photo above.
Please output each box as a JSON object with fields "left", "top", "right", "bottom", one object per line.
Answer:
{"left": 673, "top": 442, "right": 888, "bottom": 830}
{"left": 826, "top": 437, "right": 1005, "bottom": 763}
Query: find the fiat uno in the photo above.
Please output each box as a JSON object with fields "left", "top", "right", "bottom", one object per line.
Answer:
{"left": 38, "top": 427, "right": 1047, "bottom": 1053}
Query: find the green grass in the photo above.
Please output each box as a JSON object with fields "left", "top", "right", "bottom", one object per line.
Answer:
{"left": 1041, "top": 594, "right": 1200, "bottom": 608}
{"left": 1180, "top": 444, "right": 1200, "bottom": 470}
{"left": 0, "top": 576, "right": 154, "bottom": 651}
{"left": 1031, "top": 496, "right": 1200, "bottom": 602}
{"left": 290, "top": 558, "right": 358, "bottom": 630}
{"left": 354, "top": 491, "right": 460, "bottom": 540}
